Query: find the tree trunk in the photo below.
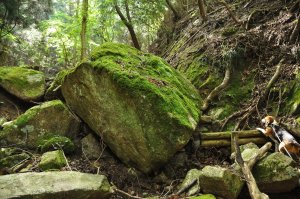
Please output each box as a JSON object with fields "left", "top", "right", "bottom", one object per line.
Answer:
{"left": 114, "top": 3, "right": 141, "bottom": 50}
{"left": 197, "top": 0, "right": 207, "bottom": 21}
{"left": 165, "top": 0, "right": 180, "bottom": 20}
{"left": 80, "top": 0, "right": 88, "bottom": 61}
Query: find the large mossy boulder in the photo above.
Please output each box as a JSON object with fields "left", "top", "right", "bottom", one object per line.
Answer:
{"left": 61, "top": 43, "right": 201, "bottom": 173}
{"left": 0, "top": 171, "right": 112, "bottom": 199}
{"left": 0, "top": 100, "right": 81, "bottom": 149}
{"left": 0, "top": 66, "right": 45, "bottom": 101}
{"left": 253, "top": 152, "right": 299, "bottom": 193}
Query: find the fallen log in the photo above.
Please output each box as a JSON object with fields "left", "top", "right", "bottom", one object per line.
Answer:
{"left": 201, "top": 130, "right": 264, "bottom": 140}
{"left": 200, "top": 137, "right": 267, "bottom": 147}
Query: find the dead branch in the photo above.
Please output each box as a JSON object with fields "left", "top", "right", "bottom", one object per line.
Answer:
{"left": 113, "top": 187, "right": 144, "bottom": 199}
{"left": 202, "top": 65, "right": 231, "bottom": 111}
{"left": 197, "top": 0, "right": 207, "bottom": 21}
{"left": 175, "top": 178, "right": 197, "bottom": 195}
{"left": 290, "top": 13, "right": 300, "bottom": 43}
{"left": 233, "top": 132, "right": 270, "bottom": 199}
{"left": 217, "top": 0, "right": 243, "bottom": 25}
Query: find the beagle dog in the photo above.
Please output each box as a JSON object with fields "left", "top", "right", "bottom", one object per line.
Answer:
{"left": 257, "top": 116, "right": 300, "bottom": 157}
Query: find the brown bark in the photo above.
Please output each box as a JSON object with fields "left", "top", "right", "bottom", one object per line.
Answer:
{"left": 114, "top": 2, "right": 141, "bottom": 50}
{"left": 197, "top": 0, "right": 207, "bottom": 21}
{"left": 80, "top": 0, "right": 88, "bottom": 61}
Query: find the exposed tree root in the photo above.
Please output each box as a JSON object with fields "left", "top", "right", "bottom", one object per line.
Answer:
{"left": 201, "top": 65, "right": 231, "bottom": 111}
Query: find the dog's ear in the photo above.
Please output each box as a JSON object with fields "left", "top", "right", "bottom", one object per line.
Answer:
{"left": 262, "top": 116, "right": 277, "bottom": 127}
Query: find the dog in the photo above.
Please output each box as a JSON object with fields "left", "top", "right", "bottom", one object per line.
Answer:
{"left": 257, "top": 116, "right": 300, "bottom": 157}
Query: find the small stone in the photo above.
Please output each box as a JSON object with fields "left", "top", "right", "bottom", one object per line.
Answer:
{"left": 39, "top": 150, "right": 67, "bottom": 171}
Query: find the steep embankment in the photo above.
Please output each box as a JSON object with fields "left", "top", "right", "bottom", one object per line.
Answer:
{"left": 151, "top": 0, "right": 300, "bottom": 131}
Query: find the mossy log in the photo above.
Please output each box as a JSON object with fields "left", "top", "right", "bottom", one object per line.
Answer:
{"left": 200, "top": 137, "right": 267, "bottom": 147}
{"left": 201, "top": 130, "right": 264, "bottom": 140}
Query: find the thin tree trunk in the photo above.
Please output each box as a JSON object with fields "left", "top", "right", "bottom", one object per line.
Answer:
{"left": 165, "top": 0, "right": 180, "bottom": 20}
{"left": 80, "top": 0, "right": 88, "bottom": 61}
{"left": 197, "top": 0, "right": 207, "bottom": 21}
{"left": 114, "top": 3, "right": 141, "bottom": 50}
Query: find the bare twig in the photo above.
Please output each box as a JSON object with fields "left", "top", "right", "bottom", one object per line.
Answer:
{"left": 217, "top": 0, "right": 243, "bottom": 25}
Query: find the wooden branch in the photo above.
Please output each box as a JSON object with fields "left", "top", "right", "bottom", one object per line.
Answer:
{"left": 201, "top": 130, "right": 264, "bottom": 140}
{"left": 290, "top": 14, "right": 300, "bottom": 43}
{"left": 262, "top": 59, "right": 284, "bottom": 101}
{"left": 201, "top": 137, "right": 267, "bottom": 147}
{"left": 201, "top": 65, "right": 231, "bottom": 111}
{"left": 113, "top": 187, "right": 143, "bottom": 199}
{"left": 233, "top": 132, "right": 270, "bottom": 199}
{"left": 175, "top": 178, "right": 197, "bottom": 195}
{"left": 217, "top": 0, "right": 242, "bottom": 25}
{"left": 197, "top": 0, "right": 207, "bottom": 21}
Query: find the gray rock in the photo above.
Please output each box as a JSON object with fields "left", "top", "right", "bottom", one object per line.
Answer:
{"left": 199, "top": 166, "right": 243, "bottom": 199}
{"left": 61, "top": 43, "right": 201, "bottom": 173}
{"left": 0, "top": 66, "right": 45, "bottom": 101}
{"left": 253, "top": 152, "right": 299, "bottom": 193}
{"left": 0, "top": 100, "right": 81, "bottom": 149}
{"left": 0, "top": 171, "right": 112, "bottom": 199}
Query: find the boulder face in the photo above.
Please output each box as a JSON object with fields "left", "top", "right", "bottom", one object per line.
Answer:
{"left": 0, "top": 100, "right": 81, "bottom": 148}
{"left": 0, "top": 66, "right": 45, "bottom": 101}
{"left": 62, "top": 43, "right": 201, "bottom": 173}
{"left": 0, "top": 171, "right": 112, "bottom": 199}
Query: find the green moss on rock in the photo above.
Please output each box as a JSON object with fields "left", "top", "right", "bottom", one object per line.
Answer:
{"left": 37, "top": 135, "right": 75, "bottom": 154}
{"left": 62, "top": 42, "right": 201, "bottom": 173}
{"left": 0, "top": 100, "right": 80, "bottom": 149}
{"left": 0, "top": 153, "right": 30, "bottom": 169}
{"left": 0, "top": 66, "right": 45, "bottom": 101}
{"left": 38, "top": 150, "right": 67, "bottom": 171}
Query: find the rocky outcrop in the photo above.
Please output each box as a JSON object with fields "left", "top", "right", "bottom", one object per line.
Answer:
{"left": 0, "top": 66, "right": 45, "bottom": 101}
{"left": 62, "top": 43, "right": 201, "bottom": 173}
{"left": 0, "top": 100, "right": 81, "bottom": 149}
{"left": 0, "top": 171, "right": 112, "bottom": 199}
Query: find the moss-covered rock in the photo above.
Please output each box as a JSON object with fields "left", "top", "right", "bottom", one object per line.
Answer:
{"left": 253, "top": 152, "right": 299, "bottom": 193}
{"left": 39, "top": 150, "right": 67, "bottom": 171}
{"left": 0, "top": 66, "right": 45, "bottom": 101}
{"left": 0, "top": 100, "right": 81, "bottom": 149}
{"left": 37, "top": 135, "right": 75, "bottom": 154}
{"left": 62, "top": 43, "right": 201, "bottom": 173}
{"left": 0, "top": 171, "right": 112, "bottom": 199}
{"left": 199, "top": 166, "right": 243, "bottom": 199}
{"left": 0, "top": 152, "right": 30, "bottom": 170}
